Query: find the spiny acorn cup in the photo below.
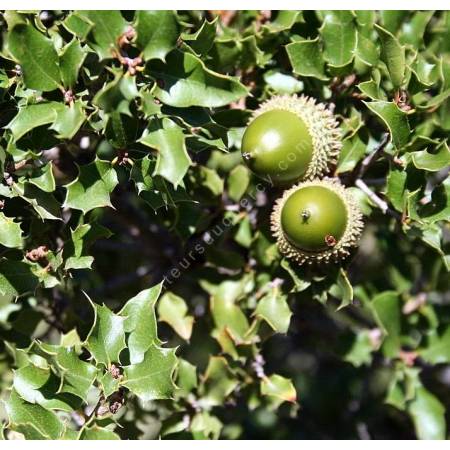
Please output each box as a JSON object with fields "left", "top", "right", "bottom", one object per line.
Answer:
{"left": 271, "top": 179, "right": 364, "bottom": 265}
{"left": 241, "top": 95, "right": 341, "bottom": 185}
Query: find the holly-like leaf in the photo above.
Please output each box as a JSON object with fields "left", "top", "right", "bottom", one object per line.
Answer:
{"left": 253, "top": 288, "right": 292, "bottom": 334}
{"left": 364, "top": 101, "right": 411, "bottom": 149}
{"left": 13, "top": 363, "right": 78, "bottom": 412}
{"left": 4, "top": 390, "right": 65, "bottom": 440}
{"left": 6, "top": 102, "right": 64, "bottom": 141}
{"left": 150, "top": 50, "right": 248, "bottom": 107}
{"left": 286, "top": 39, "right": 328, "bottom": 81}
{"left": 78, "top": 10, "right": 128, "bottom": 60}
{"left": 86, "top": 301, "right": 126, "bottom": 367}
{"left": 375, "top": 24, "right": 406, "bottom": 89}
{"left": 7, "top": 24, "right": 62, "bottom": 91}
{"left": 158, "top": 292, "right": 194, "bottom": 341}
{"left": 63, "top": 159, "right": 118, "bottom": 214}
{"left": 56, "top": 347, "right": 97, "bottom": 402}
{"left": 139, "top": 118, "right": 191, "bottom": 187}
{"left": 371, "top": 291, "right": 401, "bottom": 358}
{"left": 337, "top": 135, "right": 366, "bottom": 174}
{"left": 410, "top": 142, "right": 450, "bottom": 172}
{"left": 420, "top": 327, "right": 450, "bottom": 364}
{"left": 119, "top": 284, "right": 161, "bottom": 364}
{"left": 50, "top": 101, "right": 86, "bottom": 140}
{"left": 64, "top": 222, "right": 112, "bottom": 270}
{"left": 80, "top": 426, "right": 120, "bottom": 440}
{"left": 320, "top": 11, "right": 357, "bottom": 67}
{"left": 59, "top": 39, "right": 87, "bottom": 88}
{"left": 122, "top": 344, "right": 178, "bottom": 401}
{"left": 0, "top": 259, "right": 38, "bottom": 297}
{"left": 27, "top": 163, "right": 55, "bottom": 193}
{"left": 201, "top": 356, "right": 238, "bottom": 407}
{"left": 261, "top": 374, "right": 297, "bottom": 404}
{"left": 408, "top": 386, "right": 446, "bottom": 440}
{"left": 135, "top": 10, "right": 179, "bottom": 61}
{"left": 0, "top": 213, "right": 23, "bottom": 248}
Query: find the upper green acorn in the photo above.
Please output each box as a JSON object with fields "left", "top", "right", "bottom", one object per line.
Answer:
{"left": 241, "top": 95, "right": 341, "bottom": 185}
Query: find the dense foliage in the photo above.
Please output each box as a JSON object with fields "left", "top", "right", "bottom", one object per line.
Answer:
{"left": 0, "top": 10, "right": 449, "bottom": 440}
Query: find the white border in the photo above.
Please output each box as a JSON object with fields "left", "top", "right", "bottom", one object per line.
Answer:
{"left": 2, "top": 2, "right": 446, "bottom": 11}
{"left": 1, "top": 438, "right": 450, "bottom": 446}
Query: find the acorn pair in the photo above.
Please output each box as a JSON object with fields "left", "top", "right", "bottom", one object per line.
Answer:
{"left": 241, "top": 95, "right": 363, "bottom": 265}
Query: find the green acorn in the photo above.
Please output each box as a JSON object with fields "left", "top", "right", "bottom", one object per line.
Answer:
{"left": 241, "top": 95, "right": 341, "bottom": 185}
{"left": 271, "top": 178, "right": 363, "bottom": 265}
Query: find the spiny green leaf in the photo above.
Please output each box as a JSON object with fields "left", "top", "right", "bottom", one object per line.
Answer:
{"left": 158, "top": 292, "right": 194, "bottom": 341}
{"left": 135, "top": 10, "right": 179, "bottom": 61}
{"left": 261, "top": 374, "right": 297, "bottom": 404}
{"left": 4, "top": 390, "right": 65, "bottom": 440}
{"left": 320, "top": 11, "right": 356, "bottom": 67}
{"left": 59, "top": 39, "right": 87, "bottom": 88}
{"left": 286, "top": 39, "right": 328, "bottom": 81}
{"left": 119, "top": 284, "right": 161, "bottom": 364}
{"left": 6, "top": 102, "right": 64, "bottom": 141}
{"left": 56, "top": 347, "right": 97, "bottom": 402}
{"left": 410, "top": 142, "right": 450, "bottom": 172}
{"left": 139, "top": 118, "right": 191, "bottom": 187}
{"left": 364, "top": 101, "right": 411, "bottom": 149}
{"left": 408, "top": 386, "right": 446, "bottom": 440}
{"left": 253, "top": 288, "right": 292, "bottom": 334}
{"left": 63, "top": 159, "right": 118, "bottom": 214}
{"left": 150, "top": 50, "right": 248, "bottom": 107}
{"left": 86, "top": 301, "right": 126, "bottom": 367}
{"left": 0, "top": 259, "right": 38, "bottom": 297}
{"left": 27, "top": 163, "right": 55, "bottom": 193}
{"left": 375, "top": 24, "right": 406, "bottom": 89}
{"left": 122, "top": 344, "right": 178, "bottom": 401}
{"left": 79, "top": 10, "right": 128, "bottom": 60}
{"left": 50, "top": 101, "right": 86, "bottom": 140}
{"left": 0, "top": 213, "right": 23, "bottom": 248}
{"left": 7, "top": 24, "right": 62, "bottom": 91}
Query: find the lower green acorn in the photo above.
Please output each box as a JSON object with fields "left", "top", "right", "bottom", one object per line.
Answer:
{"left": 271, "top": 178, "right": 364, "bottom": 265}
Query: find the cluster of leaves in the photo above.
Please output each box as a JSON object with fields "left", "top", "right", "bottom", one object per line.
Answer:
{"left": 0, "top": 10, "right": 449, "bottom": 440}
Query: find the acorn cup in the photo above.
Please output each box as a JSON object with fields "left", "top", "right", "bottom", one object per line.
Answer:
{"left": 241, "top": 95, "right": 341, "bottom": 185}
{"left": 271, "top": 178, "right": 363, "bottom": 265}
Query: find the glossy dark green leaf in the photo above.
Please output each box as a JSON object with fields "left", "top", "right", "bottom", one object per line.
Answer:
{"left": 320, "top": 11, "right": 356, "bottom": 67}
{"left": 6, "top": 102, "right": 64, "bottom": 141}
{"left": 4, "top": 390, "right": 64, "bottom": 440}
{"left": 7, "top": 24, "right": 61, "bottom": 91}
{"left": 63, "top": 159, "right": 118, "bottom": 214}
{"left": 375, "top": 24, "right": 406, "bottom": 89}
{"left": 59, "top": 39, "right": 86, "bottom": 88}
{"left": 119, "top": 284, "right": 161, "bottom": 364}
{"left": 151, "top": 50, "right": 248, "bottom": 107}
{"left": 410, "top": 142, "right": 450, "bottom": 172}
{"left": 0, "top": 213, "right": 23, "bottom": 248}
{"left": 286, "top": 39, "right": 328, "bottom": 81}
{"left": 123, "top": 344, "right": 178, "bottom": 401}
{"left": 139, "top": 118, "right": 191, "bottom": 187}
{"left": 371, "top": 291, "right": 401, "bottom": 358}
{"left": 79, "top": 10, "right": 128, "bottom": 60}
{"left": 364, "top": 101, "right": 410, "bottom": 149}
{"left": 0, "top": 259, "right": 38, "bottom": 297}
{"left": 86, "top": 301, "right": 126, "bottom": 367}
{"left": 408, "top": 387, "right": 446, "bottom": 440}
{"left": 135, "top": 10, "right": 179, "bottom": 61}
